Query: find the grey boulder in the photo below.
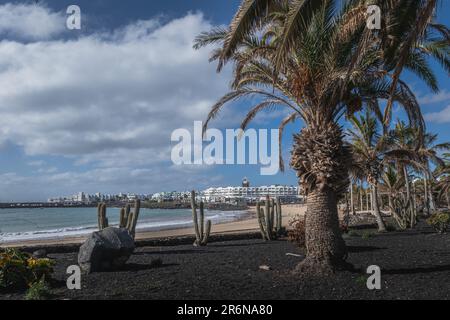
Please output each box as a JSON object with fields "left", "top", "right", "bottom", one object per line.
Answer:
{"left": 78, "top": 227, "right": 135, "bottom": 273}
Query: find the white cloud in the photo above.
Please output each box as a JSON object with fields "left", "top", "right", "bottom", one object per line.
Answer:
{"left": 418, "top": 90, "right": 450, "bottom": 105}
{"left": 0, "top": 12, "right": 231, "bottom": 164}
{"left": 425, "top": 105, "right": 450, "bottom": 124}
{"left": 0, "top": 3, "right": 65, "bottom": 40}
{"left": 0, "top": 7, "right": 238, "bottom": 200}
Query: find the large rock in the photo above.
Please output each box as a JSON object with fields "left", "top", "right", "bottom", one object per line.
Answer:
{"left": 78, "top": 227, "right": 135, "bottom": 273}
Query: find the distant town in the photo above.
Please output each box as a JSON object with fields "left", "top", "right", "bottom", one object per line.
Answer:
{"left": 46, "top": 178, "right": 301, "bottom": 205}
{"left": 0, "top": 179, "right": 302, "bottom": 208}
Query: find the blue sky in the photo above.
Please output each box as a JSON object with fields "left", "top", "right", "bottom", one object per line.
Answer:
{"left": 0, "top": 0, "right": 448, "bottom": 201}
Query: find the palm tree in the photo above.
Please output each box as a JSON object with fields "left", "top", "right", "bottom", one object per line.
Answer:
{"left": 417, "top": 133, "right": 450, "bottom": 215}
{"left": 348, "top": 110, "right": 388, "bottom": 232}
{"left": 194, "top": 0, "right": 448, "bottom": 273}
{"left": 380, "top": 165, "right": 407, "bottom": 228}
{"left": 435, "top": 165, "right": 450, "bottom": 209}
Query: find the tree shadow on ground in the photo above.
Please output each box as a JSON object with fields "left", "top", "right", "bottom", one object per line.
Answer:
{"left": 121, "top": 262, "right": 179, "bottom": 272}
{"left": 383, "top": 264, "right": 450, "bottom": 275}
{"left": 347, "top": 245, "right": 387, "bottom": 253}
{"left": 133, "top": 249, "right": 218, "bottom": 255}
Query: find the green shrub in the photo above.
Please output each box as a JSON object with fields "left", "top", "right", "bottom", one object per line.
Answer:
{"left": 0, "top": 248, "right": 54, "bottom": 292}
{"left": 427, "top": 212, "right": 450, "bottom": 234}
{"left": 25, "top": 277, "right": 51, "bottom": 300}
{"left": 361, "top": 231, "right": 373, "bottom": 240}
{"left": 348, "top": 230, "right": 359, "bottom": 237}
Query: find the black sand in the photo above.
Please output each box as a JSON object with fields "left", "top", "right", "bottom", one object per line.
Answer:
{"left": 2, "top": 221, "right": 450, "bottom": 300}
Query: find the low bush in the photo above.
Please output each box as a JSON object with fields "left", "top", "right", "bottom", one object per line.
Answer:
{"left": 426, "top": 212, "right": 450, "bottom": 234}
{"left": 25, "top": 277, "right": 52, "bottom": 300}
{"left": 0, "top": 248, "right": 54, "bottom": 292}
{"left": 361, "top": 231, "right": 373, "bottom": 240}
{"left": 287, "top": 215, "right": 305, "bottom": 247}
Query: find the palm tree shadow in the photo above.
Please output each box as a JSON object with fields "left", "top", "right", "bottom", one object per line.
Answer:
{"left": 133, "top": 249, "right": 217, "bottom": 255}
{"left": 122, "top": 262, "right": 179, "bottom": 272}
{"left": 347, "top": 245, "right": 387, "bottom": 253}
{"left": 383, "top": 264, "right": 450, "bottom": 275}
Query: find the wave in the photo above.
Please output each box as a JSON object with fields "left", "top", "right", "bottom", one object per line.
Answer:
{"left": 0, "top": 210, "right": 248, "bottom": 243}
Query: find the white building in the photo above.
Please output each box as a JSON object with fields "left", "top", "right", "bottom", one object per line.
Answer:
{"left": 201, "top": 185, "right": 301, "bottom": 203}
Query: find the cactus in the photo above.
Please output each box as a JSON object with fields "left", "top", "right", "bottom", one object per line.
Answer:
{"left": 97, "top": 202, "right": 108, "bottom": 230}
{"left": 191, "top": 190, "right": 211, "bottom": 246}
{"left": 257, "top": 196, "right": 283, "bottom": 240}
{"left": 96, "top": 199, "right": 140, "bottom": 239}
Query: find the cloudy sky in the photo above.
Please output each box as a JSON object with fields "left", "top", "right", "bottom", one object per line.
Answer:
{"left": 0, "top": 0, "right": 448, "bottom": 201}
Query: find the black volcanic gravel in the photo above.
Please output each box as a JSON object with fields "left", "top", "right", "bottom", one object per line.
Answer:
{"left": 2, "top": 221, "right": 450, "bottom": 300}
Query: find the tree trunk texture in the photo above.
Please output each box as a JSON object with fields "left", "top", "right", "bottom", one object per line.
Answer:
{"left": 295, "top": 187, "right": 348, "bottom": 275}
{"left": 371, "top": 184, "right": 386, "bottom": 232}
{"left": 350, "top": 184, "right": 355, "bottom": 214}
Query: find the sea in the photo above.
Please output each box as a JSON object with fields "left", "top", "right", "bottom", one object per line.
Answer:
{"left": 0, "top": 207, "right": 248, "bottom": 243}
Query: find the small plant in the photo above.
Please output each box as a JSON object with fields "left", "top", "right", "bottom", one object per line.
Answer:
{"left": 361, "top": 231, "right": 373, "bottom": 240}
{"left": 191, "top": 191, "right": 211, "bottom": 246}
{"left": 0, "top": 248, "right": 54, "bottom": 292}
{"left": 287, "top": 214, "right": 305, "bottom": 247}
{"left": 25, "top": 277, "right": 51, "bottom": 300}
{"left": 356, "top": 275, "right": 367, "bottom": 286}
{"left": 427, "top": 212, "right": 450, "bottom": 234}
{"left": 348, "top": 230, "right": 359, "bottom": 237}
{"left": 257, "top": 196, "right": 283, "bottom": 241}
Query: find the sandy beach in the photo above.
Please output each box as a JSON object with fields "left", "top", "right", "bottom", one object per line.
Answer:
{"left": 1, "top": 204, "right": 306, "bottom": 248}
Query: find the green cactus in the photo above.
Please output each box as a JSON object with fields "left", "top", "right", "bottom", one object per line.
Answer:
{"left": 97, "top": 203, "right": 108, "bottom": 230}
{"left": 257, "top": 196, "right": 283, "bottom": 240}
{"left": 191, "top": 191, "right": 211, "bottom": 246}
{"left": 96, "top": 199, "right": 140, "bottom": 239}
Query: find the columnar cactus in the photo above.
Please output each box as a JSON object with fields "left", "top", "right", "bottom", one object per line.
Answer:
{"left": 96, "top": 199, "right": 140, "bottom": 239}
{"left": 126, "top": 199, "right": 141, "bottom": 238}
{"left": 97, "top": 203, "right": 109, "bottom": 230}
{"left": 191, "top": 190, "right": 211, "bottom": 246}
{"left": 257, "top": 196, "right": 283, "bottom": 240}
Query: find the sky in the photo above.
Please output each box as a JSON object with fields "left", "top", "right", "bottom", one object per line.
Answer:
{"left": 0, "top": 0, "right": 448, "bottom": 202}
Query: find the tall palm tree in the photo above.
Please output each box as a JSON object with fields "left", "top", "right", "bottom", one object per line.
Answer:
{"left": 435, "top": 165, "right": 450, "bottom": 209}
{"left": 416, "top": 133, "right": 450, "bottom": 215}
{"left": 194, "top": 0, "right": 448, "bottom": 273}
{"left": 380, "top": 165, "right": 407, "bottom": 228}
{"left": 348, "top": 110, "right": 388, "bottom": 232}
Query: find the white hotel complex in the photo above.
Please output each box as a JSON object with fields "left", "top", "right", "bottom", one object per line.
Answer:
{"left": 201, "top": 178, "right": 301, "bottom": 203}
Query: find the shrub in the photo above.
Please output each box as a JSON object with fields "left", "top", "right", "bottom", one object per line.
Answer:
{"left": 361, "top": 231, "right": 373, "bottom": 240}
{"left": 25, "top": 277, "right": 51, "bottom": 300}
{"left": 287, "top": 215, "right": 305, "bottom": 247}
{"left": 348, "top": 230, "right": 359, "bottom": 237}
{"left": 0, "top": 249, "right": 54, "bottom": 292}
{"left": 427, "top": 212, "right": 450, "bottom": 234}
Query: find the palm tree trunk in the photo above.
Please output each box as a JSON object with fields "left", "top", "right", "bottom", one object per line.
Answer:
{"left": 295, "top": 187, "right": 347, "bottom": 274}
{"left": 372, "top": 184, "right": 386, "bottom": 232}
{"left": 423, "top": 175, "right": 430, "bottom": 216}
{"left": 446, "top": 192, "right": 450, "bottom": 210}
{"left": 359, "top": 185, "right": 363, "bottom": 211}
{"left": 366, "top": 189, "right": 370, "bottom": 212}
{"left": 350, "top": 183, "right": 355, "bottom": 214}
{"left": 403, "top": 166, "right": 411, "bottom": 201}
{"left": 426, "top": 168, "right": 436, "bottom": 212}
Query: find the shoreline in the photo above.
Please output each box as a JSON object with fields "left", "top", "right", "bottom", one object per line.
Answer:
{"left": 0, "top": 204, "right": 306, "bottom": 249}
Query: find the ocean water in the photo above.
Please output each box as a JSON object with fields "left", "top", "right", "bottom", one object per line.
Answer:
{"left": 0, "top": 207, "right": 248, "bottom": 243}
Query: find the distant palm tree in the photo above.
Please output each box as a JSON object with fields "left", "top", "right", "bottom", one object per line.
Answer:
{"left": 348, "top": 111, "right": 388, "bottom": 232}
{"left": 380, "top": 165, "right": 407, "bottom": 228}
{"left": 435, "top": 165, "right": 450, "bottom": 209}
{"left": 194, "top": 0, "right": 448, "bottom": 274}
{"left": 416, "top": 133, "right": 450, "bottom": 214}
